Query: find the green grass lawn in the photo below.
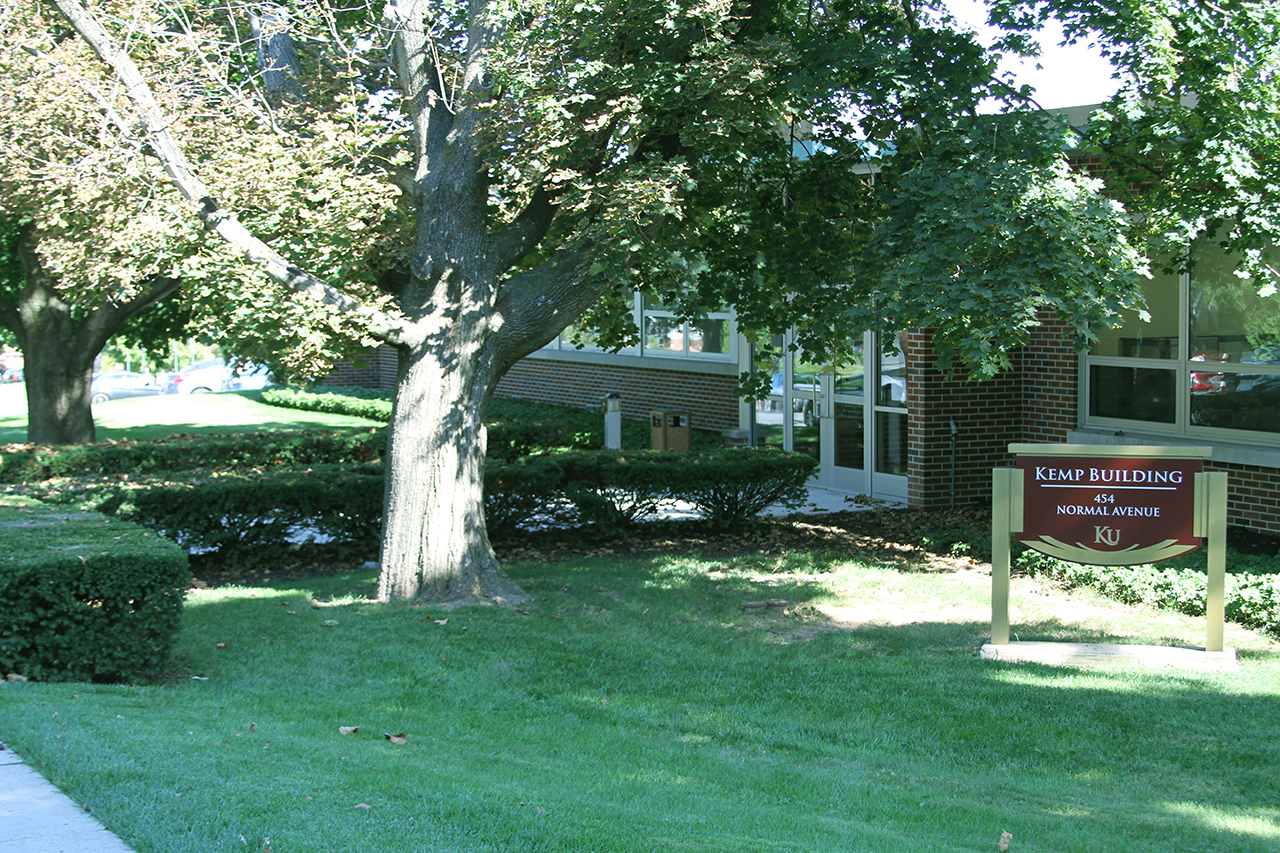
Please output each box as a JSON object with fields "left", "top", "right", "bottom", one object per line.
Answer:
{"left": 0, "top": 385, "right": 382, "bottom": 443}
{"left": 2, "top": 550, "right": 1278, "bottom": 852}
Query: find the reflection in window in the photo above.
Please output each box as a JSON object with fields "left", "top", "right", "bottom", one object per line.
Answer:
{"left": 1190, "top": 374, "right": 1280, "bottom": 433}
{"left": 874, "top": 411, "right": 907, "bottom": 475}
{"left": 643, "top": 315, "right": 683, "bottom": 353}
{"left": 834, "top": 402, "right": 865, "bottom": 469}
{"left": 559, "top": 319, "right": 607, "bottom": 351}
{"left": 1085, "top": 241, "right": 1280, "bottom": 441}
{"left": 1089, "top": 366, "right": 1176, "bottom": 423}
{"left": 1189, "top": 247, "right": 1280, "bottom": 366}
{"left": 690, "top": 318, "right": 731, "bottom": 355}
{"left": 1091, "top": 268, "right": 1180, "bottom": 359}
{"left": 543, "top": 294, "right": 734, "bottom": 360}
{"left": 877, "top": 332, "right": 907, "bottom": 408}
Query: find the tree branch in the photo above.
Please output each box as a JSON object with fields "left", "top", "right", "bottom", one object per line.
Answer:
{"left": 490, "top": 186, "right": 560, "bottom": 272}
{"left": 492, "top": 249, "right": 600, "bottom": 373}
{"left": 49, "top": 0, "right": 410, "bottom": 347}
{"left": 80, "top": 276, "right": 183, "bottom": 357}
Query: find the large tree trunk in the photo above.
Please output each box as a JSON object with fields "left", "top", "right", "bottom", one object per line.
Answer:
{"left": 375, "top": 324, "right": 530, "bottom": 605}
{"left": 10, "top": 231, "right": 96, "bottom": 444}
{"left": 23, "top": 329, "right": 97, "bottom": 445}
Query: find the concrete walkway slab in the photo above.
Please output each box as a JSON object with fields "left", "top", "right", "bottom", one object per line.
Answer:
{"left": 0, "top": 745, "right": 136, "bottom": 853}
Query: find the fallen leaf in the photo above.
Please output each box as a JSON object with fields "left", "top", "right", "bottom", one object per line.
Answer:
{"left": 434, "top": 619, "right": 448, "bottom": 625}
{"left": 247, "top": 723, "right": 256, "bottom": 733}
{"left": 354, "top": 802, "right": 372, "bottom": 809}
{"left": 323, "top": 620, "right": 339, "bottom": 627}
{"left": 338, "top": 726, "right": 360, "bottom": 735}
{"left": 999, "top": 830, "right": 1013, "bottom": 851}
{"left": 216, "top": 642, "right": 229, "bottom": 649}
{"left": 383, "top": 732, "right": 407, "bottom": 745}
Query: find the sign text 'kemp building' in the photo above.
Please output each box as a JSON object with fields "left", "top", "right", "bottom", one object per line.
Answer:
{"left": 1016, "top": 450, "right": 1205, "bottom": 566}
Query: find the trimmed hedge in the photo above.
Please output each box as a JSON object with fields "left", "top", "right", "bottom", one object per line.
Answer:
{"left": 262, "top": 386, "right": 394, "bottom": 422}
{"left": 93, "top": 447, "right": 818, "bottom": 560}
{"left": 0, "top": 428, "right": 385, "bottom": 483}
{"left": 561, "top": 448, "right": 818, "bottom": 530}
{"left": 1016, "top": 550, "right": 1280, "bottom": 639}
{"left": 0, "top": 494, "right": 189, "bottom": 682}
{"left": 106, "top": 464, "right": 386, "bottom": 561}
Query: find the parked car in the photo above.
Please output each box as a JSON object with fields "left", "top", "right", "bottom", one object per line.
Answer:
{"left": 165, "top": 359, "right": 231, "bottom": 394}
{"left": 90, "top": 371, "right": 167, "bottom": 403}
{"left": 231, "top": 362, "right": 274, "bottom": 390}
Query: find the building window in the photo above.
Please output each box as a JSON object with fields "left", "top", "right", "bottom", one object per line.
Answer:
{"left": 541, "top": 294, "right": 735, "bottom": 362}
{"left": 1084, "top": 243, "right": 1280, "bottom": 440}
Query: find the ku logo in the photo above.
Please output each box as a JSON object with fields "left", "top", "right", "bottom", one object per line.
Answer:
{"left": 1094, "top": 526, "right": 1121, "bottom": 547}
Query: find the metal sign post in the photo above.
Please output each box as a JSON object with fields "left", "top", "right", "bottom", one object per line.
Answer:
{"left": 986, "top": 445, "right": 1234, "bottom": 669}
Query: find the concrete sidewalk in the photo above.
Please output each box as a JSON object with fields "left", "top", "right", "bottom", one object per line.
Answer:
{"left": 0, "top": 744, "right": 136, "bottom": 853}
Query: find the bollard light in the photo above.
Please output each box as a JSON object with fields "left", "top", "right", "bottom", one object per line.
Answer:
{"left": 603, "top": 392, "right": 622, "bottom": 449}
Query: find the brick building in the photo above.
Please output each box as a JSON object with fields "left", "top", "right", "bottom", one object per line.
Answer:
{"left": 324, "top": 107, "right": 1280, "bottom": 538}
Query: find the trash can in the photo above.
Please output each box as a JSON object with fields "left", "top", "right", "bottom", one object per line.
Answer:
{"left": 651, "top": 410, "right": 691, "bottom": 453}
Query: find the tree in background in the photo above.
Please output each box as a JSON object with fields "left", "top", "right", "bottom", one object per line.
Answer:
{"left": 0, "top": 1, "right": 406, "bottom": 442}
{"left": 47, "top": 0, "right": 1280, "bottom": 602}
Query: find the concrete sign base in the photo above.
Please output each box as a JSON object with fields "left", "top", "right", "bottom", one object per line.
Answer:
{"left": 980, "top": 640, "right": 1238, "bottom": 672}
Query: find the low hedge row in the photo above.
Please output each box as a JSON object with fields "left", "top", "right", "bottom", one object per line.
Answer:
{"left": 0, "top": 429, "right": 386, "bottom": 483}
{"left": 0, "top": 494, "right": 189, "bottom": 682}
{"left": 261, "top": 386, "right": 394, "bottom": 422}
{"left": 260, "top": 386, "right": 605, "bottom": 461}
{"left": 1016, "top": 550, "right": 1280, "bottom": 638}
{"left": 94, "top": 448, "right": 817, "bottom": 560}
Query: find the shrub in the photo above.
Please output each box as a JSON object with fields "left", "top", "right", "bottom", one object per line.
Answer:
{"left": 89, "top": 447, "right": 819, "bottom": 553}
{"left": 560, "top": 451, "right": 689, "bottom": 530}
{"left": 0, "top": 429, "right": 385, "bottom": 483}
{"left": 262, "top": 386, "right": 393, "bottom": 422}
{"left": 1016, "top": 550, "right": 1280, "bottom": 638}
{"left": 0, "top": 494, "right": 189, "bottom": 682}
{"left": 113, "top": 465, "right": 386, "bottom": 562}
{"left": 484, "top": 454, "right": 575, "bottom": 536}
{"left": 675, "top": 447, "right": 819, "bottom": 529}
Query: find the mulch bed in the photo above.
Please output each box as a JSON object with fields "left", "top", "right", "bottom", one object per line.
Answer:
{"left": 187, "top": 503, "right": 1280, "bottom": 588}
{"left": 186, "top": 506, "right": 995, "bottom": 586}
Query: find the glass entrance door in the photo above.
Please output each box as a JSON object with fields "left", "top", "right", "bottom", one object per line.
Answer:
{"left": 752, "top": 332, "right": 906, "bottom": 500}
{"left": 871, "top": 333, "right": 908, "bottom": 500}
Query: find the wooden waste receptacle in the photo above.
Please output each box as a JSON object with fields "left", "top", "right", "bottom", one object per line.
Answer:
{"left": 651, "top": 410, "right": 690, "bottom": 453}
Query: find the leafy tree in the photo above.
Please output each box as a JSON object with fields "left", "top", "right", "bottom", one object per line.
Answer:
{"left": 45, "top": 0, "right": 1280, "bottom": 602}
{"left": 0, "top": 2, "right": 405, "bottom": 442}
{"left": 0, "top": 7, "right": 205, "bottom": 442}
{"left": 992, "top": 0, "right": 1280, "bottom": 278}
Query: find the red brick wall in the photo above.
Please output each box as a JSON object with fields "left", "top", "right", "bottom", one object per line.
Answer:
{"left": 1208, "top": 462, "right": 1280, "bottom": 536}
{"left": 1022, "top": 312, "right": 1079, "bottom": 443}
{"left": 905, "top": 331, "right": 1023, "bottom": 509}
{"left": 495, "top": 357, "right": 740, "bottom": 433}
{"left": 322, "top": 346, "right": 399, "bottom": 390}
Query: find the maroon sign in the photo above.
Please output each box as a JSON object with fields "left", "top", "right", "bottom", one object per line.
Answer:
{"left": 1016, "top": 455, "right": 1203, "bottom": 565}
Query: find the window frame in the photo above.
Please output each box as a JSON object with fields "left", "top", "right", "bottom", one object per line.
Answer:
{"left": 1082, "top": 259, "right": 1280, "bottom": 445}
{"left": 540, "top": 293, "right": 737, "bottom": 363}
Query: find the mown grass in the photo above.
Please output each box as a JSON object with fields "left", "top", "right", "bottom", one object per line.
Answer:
{"left": 0, "top": 387, "right": 382, "bottom": 443}
{"left": 2, "top": 552, "right": 1278, "bottom": 852}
